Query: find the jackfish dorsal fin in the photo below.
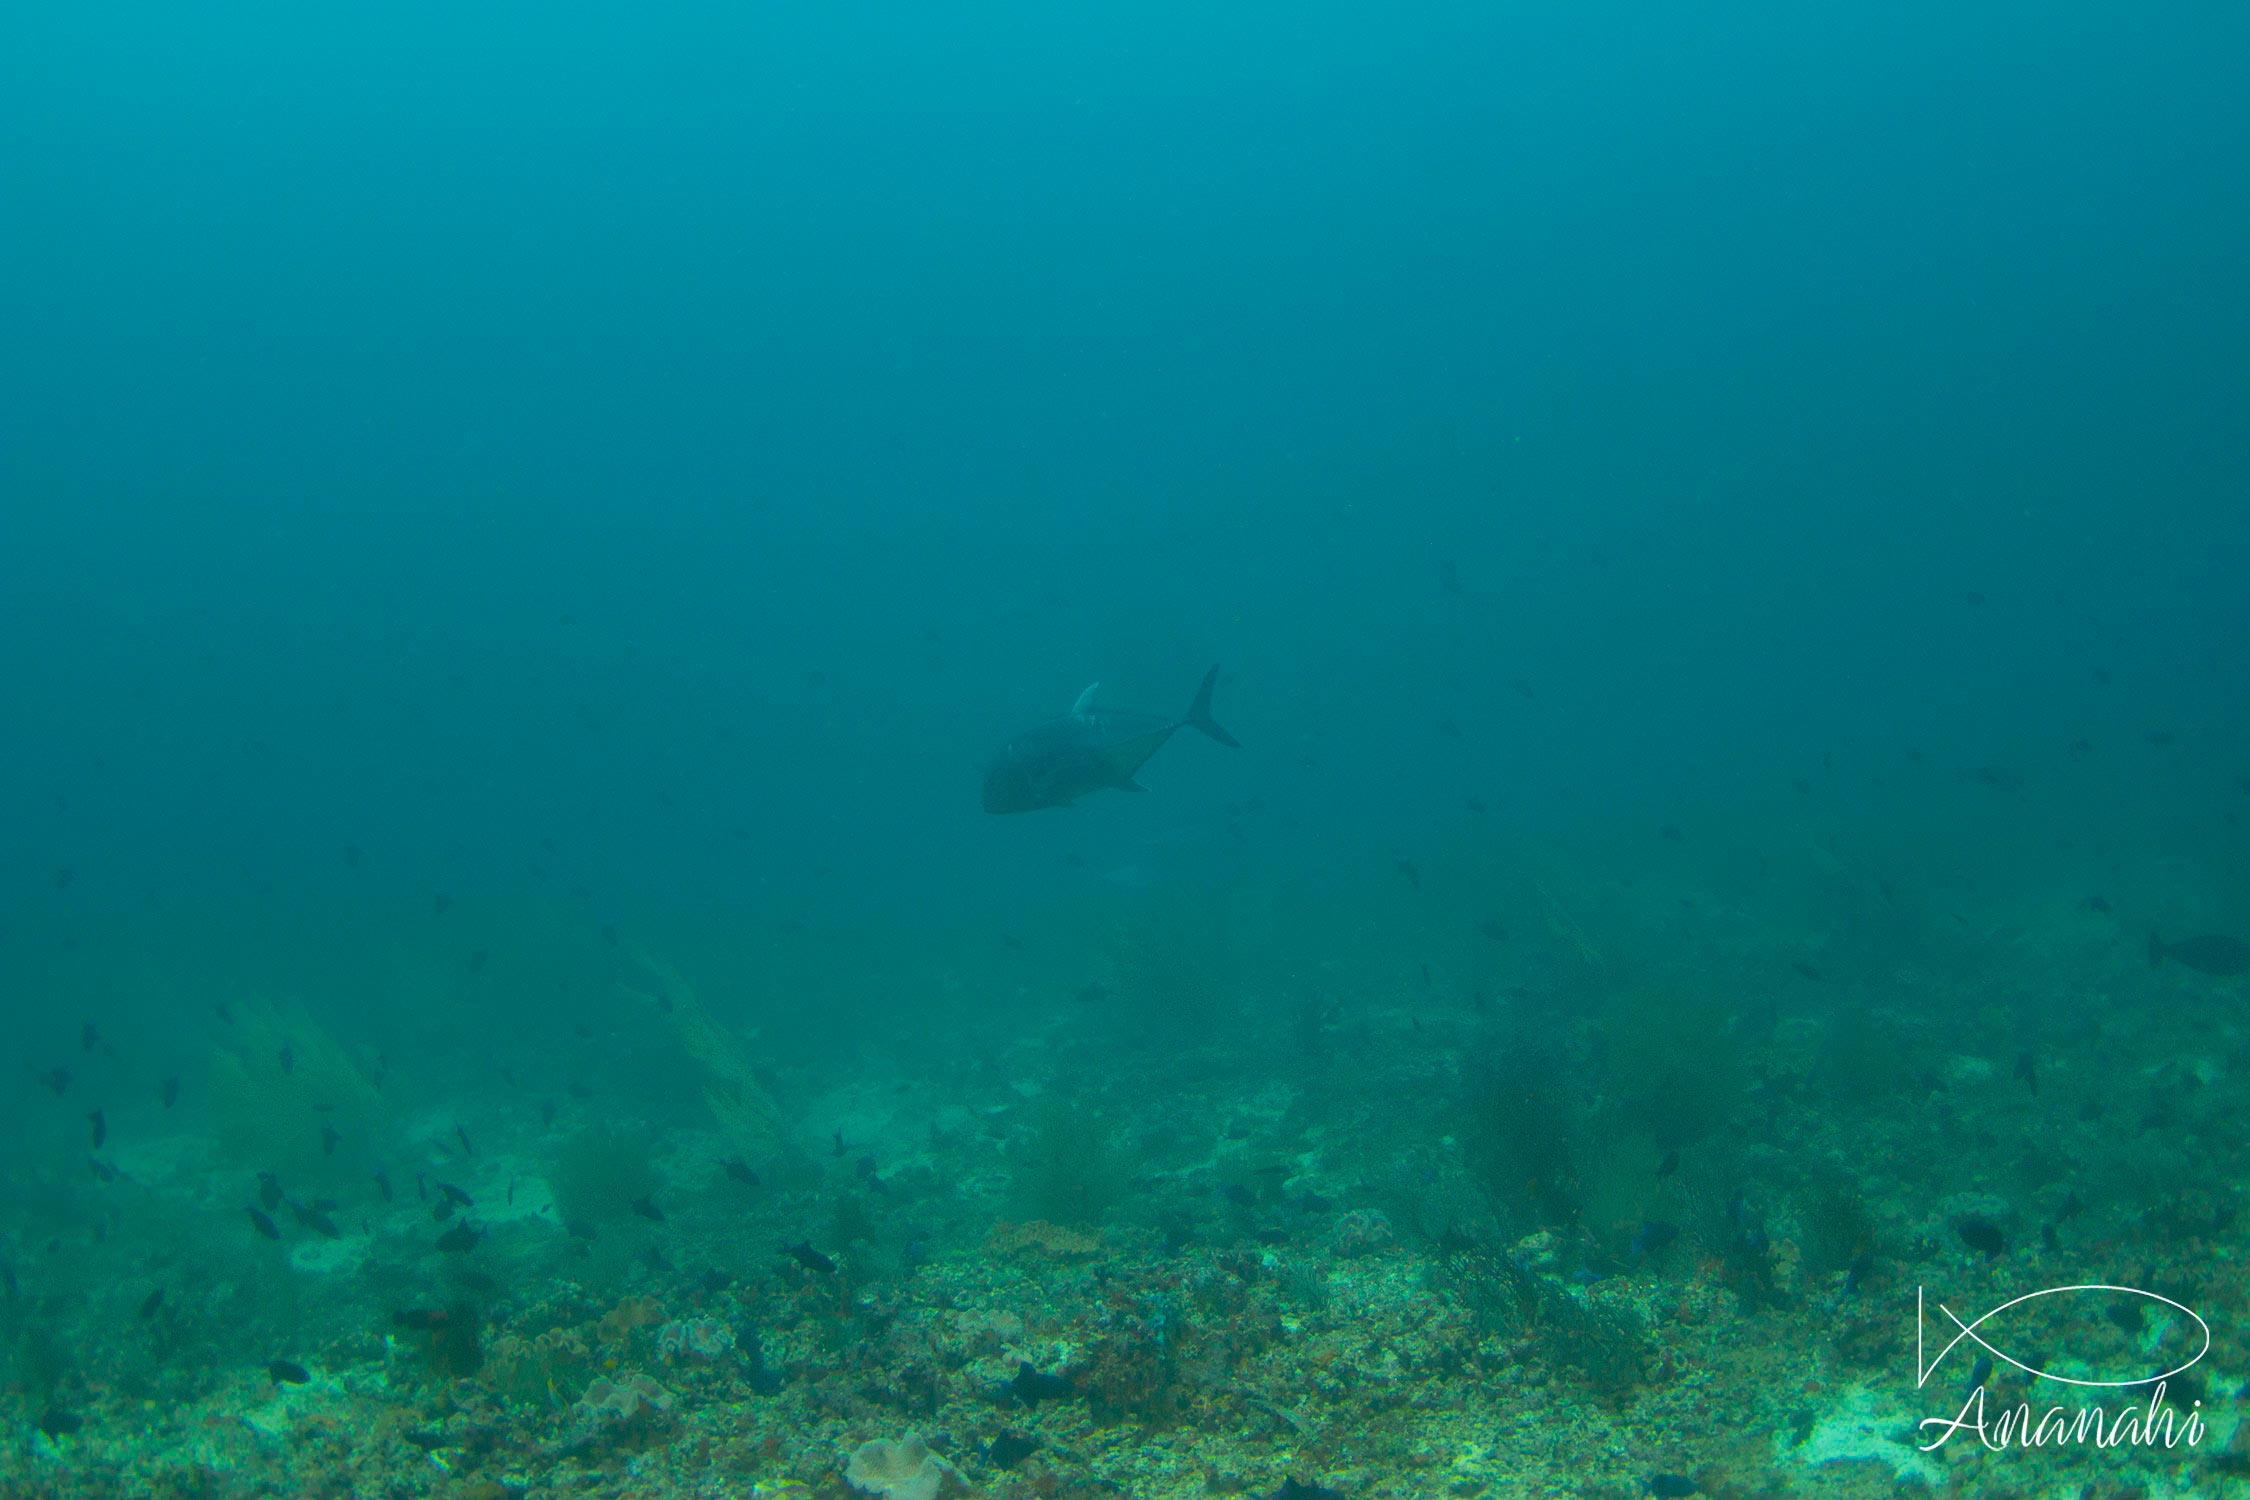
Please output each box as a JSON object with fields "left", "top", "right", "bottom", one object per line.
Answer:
{"left": 1071, "top": 682, "right": 1100, "bottom": 715}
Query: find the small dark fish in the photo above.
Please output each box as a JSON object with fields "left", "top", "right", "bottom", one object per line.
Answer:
{"left": 1656, "top": 1149, "right": 1679, "bottom": 1179}
{"left": 1790, "top": 960, "right": 1822, "bottom": 981}
{"left": 1659, "top": 823, "right": 1685, "bottom": 843}
{"left": 437, "top": 1182, "right": 473, "bottom": 1208}
{"left": 455, "top": 1125, "right": 475, "bottom": 1156}
{"left": 539, "top": 1099, "right": 557, "bottom": 1129}
{"left": 725, "top": 1158, "right": 760, "bottom": 1187}
{"left": 1073, "top": 981, "right": 1107, "bottom": 1004}
{"left": 432, "top": 1199, "right": 455, "bottom": 1223}
{"left": 88, "top": 1156, "right": 119, "bottom": 1183}
{"left": 2, "top": 1262, "right": 16, "bottom": 1297}
{"left": 35, "top": 1065, "right": 70, "bottom": 1096}
{"left": 321, "top": 1125, "right": 341, "bottom": 1157}
{"left": 783, "top": 1240, "right": 836, "bottom": 1274}
{"left": 567, "top": 1080, "right": 594, "bottom": 1099}
{"left": 432, "top": 892, "right": 453, "bottom": 915}
{"left": 1478, "top": 918, "right": 1506, "bottom": 941}
{"left": 2041, "top": 1223, "right": 2059, "bottom": 1251}
{"left": 2149, "top": 931, "right": 2250, "bottom": 977}
{"left": 258, "top": 1172, "right": 284, "bottom": 1211}
{"left": 1644, "top": 1477, "right": 1699, "bottom": 1499}
{"left": 506, "top": 1177, "right": 515, "bottom": 1207}
{"left": 1844, "top": 1250, "right": 1875, "bottom": 1293}
{"left": 2013, "top": 1051, "right": 2037, "bottom": 1095}
{"left": 139, "top": 1287, "right": 165, "bottom": 1319}
{"left": 1009, "top": 1360, "right": 1075, "bottom": 1405}
{"left": 415, "top": 1172, "right": 427, "bottom": 1202}
{"left": 435, "top": 1221, "right": 483, "bottom": 1254}
{"left": 2082, "top": 894, "right": 2113, "bottom": 914}
{"left": 2059, "top": 1190, "right": 2083, "bottom": 1221}
{"left": 2146, "top": 730, "right": 2175, "bottom": 748}
{"left": 36, "top": 1408, "right": 83, "bottom": 1439}
{"left": 1954, "top": 1215, "right": 2006, "bottom": 1260}
{"left": 344, "top": 844, "right": 362, "bottom": 869}
{"left": 1396, "top": 859, "right": 1420, "bottom": 891}
{"left": 267, "top": 1359, "right": 311, "bottom": 1385}
{"left": 467, "top": 948, "right": 488, "bottom": 973}
{"left": 52, "top": 866, "right": 75, "bottom": 890}
{"left": 986, "top": 1432, "right": 1042, "bottom": 1469}
{"left": 1968, "top": 1354, "right": 1993, "bottom": 1390}
{"left": 278, "top": 1044, "right": 294, "bottom": 1075}
{"left": 393, "top": 1309, "right": 451, "bottom": 1331}
{"left": 1438, "top": 559, "right": 1461, "bottom": 595}
{"left": 1629, "top": 1220, "right": 1680, "bottom": 1260}
{"left": 373, "top": 1170, "right": 392, "bottom": 1203}
{"left": 565, "top": 1217, "right": 599, "bottom": 1242}
{"left": 80, "top": 1021, "right": 99, "bottom": 1053}
{"left": 832, "top": 1130, "right": 846, "bottom": 1158}
{"left": 1464, "top": 794, "right": 1487, "bottom": 813}
{"left": 159, "top": 1076, "right": 181, "bottom": 1109}
{"left": 290, "top": 1202, "right": 341, "bottom": 1239}
{"left": 87, "top": 1109, "right": 106, "bottom": 1149}
{"left": 629, "top": 1194, "right": 665, "bottom": 1222}
{"left": 248, "top": 1207, "right": 282, "bottom": 1241}
{"left": 1726, "top": 1191, "right": 1769, "bottom": 1257}
{"left": 1436, "top": 718, "right": 1462, "bottom": 739}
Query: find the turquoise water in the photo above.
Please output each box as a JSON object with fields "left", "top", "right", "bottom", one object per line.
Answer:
{"left": 4, "top": 4, "right": 2247, "bottom": 1496}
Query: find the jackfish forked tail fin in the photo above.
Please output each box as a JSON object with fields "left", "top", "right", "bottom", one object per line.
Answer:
{"left": 1184, "top": 665, "right": 1241, "bottom": 748}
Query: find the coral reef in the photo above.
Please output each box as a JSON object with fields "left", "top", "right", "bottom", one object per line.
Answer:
{"left": 15, "top": 850, "right": 2247, "bottom": 1500}
{"left": 1012, "top": 1094, "right": 1124, "bottom": 1226}
{"left": 844, "top": 1432, "right": 963, "bottom": 1500}
{"left": 573, "top": 1373, "right": 674, "bottom": 1426}
{"left": 206, "top": 999, "right": 387, "bottom": 1176}
{"left": 546, "top": 1125, "right": 660, "bottom": 1229}
{"left": 628, "top": 949, "right": 787, "bottom": 1166}
{"left": 1458, "top": 1028, "right": 1584, "bottom": 1226}
{"left": 657, "top": 1316, "right": 735, "bottom": 1363}
{"left": 984, "top": 1218, "right": 1105, "bottom": 1259}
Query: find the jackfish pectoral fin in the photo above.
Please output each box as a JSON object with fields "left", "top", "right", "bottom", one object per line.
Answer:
{"left": 1071, "top": 682, "right": 1100, "bottom": 715}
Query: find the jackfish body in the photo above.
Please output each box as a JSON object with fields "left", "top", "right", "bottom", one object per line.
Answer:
{"left": 982, "top": 666, "right": 1238, "bottom": 814}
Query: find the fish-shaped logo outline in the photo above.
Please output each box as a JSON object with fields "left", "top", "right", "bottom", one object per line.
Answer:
{"left": 1916, "top": 1284, "right": 2209, "bottom": 1390}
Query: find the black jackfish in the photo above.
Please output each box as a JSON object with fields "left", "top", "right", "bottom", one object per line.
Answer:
{"left": 2150, "top": 931, "right": 2250, "bottom": 978}
{"left": 981, "top": 666, "right": 1238, "bottom": 814}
